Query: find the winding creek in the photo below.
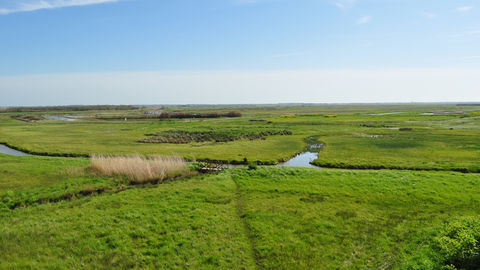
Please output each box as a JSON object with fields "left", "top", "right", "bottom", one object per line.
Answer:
{"left": 0, "top": 139, "right": 324, "bottom": 169}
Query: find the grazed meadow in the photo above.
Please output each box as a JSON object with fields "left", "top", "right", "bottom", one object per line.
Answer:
{"left": 1, "top": 104, "right": 480, "bottom": 269}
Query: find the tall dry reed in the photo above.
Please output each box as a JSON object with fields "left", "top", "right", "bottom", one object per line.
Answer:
{"left": 91, "top": 155, "right": 189, "bottom": 183}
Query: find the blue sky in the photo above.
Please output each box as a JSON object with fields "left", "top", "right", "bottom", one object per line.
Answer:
{"left": 0, "top": 0, "right": 479, "bottom": 105}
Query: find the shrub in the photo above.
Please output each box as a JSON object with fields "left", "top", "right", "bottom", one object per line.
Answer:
{"left": 435, "top": 217, "right": 480, "bottom": 269}
{"left": 91, "top": 155, "right": 189, "bottom": 184}
{"left": 10, "top": 114, "right": 43, "bottom": 122}
{"left": 248, "top": 162, "right": 258, "bottom": 170}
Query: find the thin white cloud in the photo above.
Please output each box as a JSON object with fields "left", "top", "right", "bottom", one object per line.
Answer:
{"left": 457, "top": 6, "right": 473, "bottom": 12}
{"left": 357, "top": 16, "right": 372, "bottom": 24}
{"left": 422, "top": 12, "right": 437, "bottom": 19}
{"left": 0, "top": 0, "right": 119, "bottom": 15}
{"left": 333, "top": 0, "right": 356, "bottom": 10}
{"left": 334, "top": 2, "right": 345, "bottom": 10}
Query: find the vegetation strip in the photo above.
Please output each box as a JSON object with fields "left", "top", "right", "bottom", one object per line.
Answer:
{"left": 97, "top": 111, "right": 242, "bottom": 120}
{"left": 10, "top": 114, "right": 44, "bottom": 122}
{"left": 0, "top": 105, "right": 138, "bottom": 112}
{"left": 139, "top": 129, "right": 293, "bottom": 144}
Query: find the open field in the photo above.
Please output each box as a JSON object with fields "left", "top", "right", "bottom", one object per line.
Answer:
{"left": 1, "top": 104, "right": 480, "bottom": 169}
{"left": 1, "top": 104, "right": 480, "bottom": 269}
{"left": 1, "top": 162, "right": 480, "bottom": 269}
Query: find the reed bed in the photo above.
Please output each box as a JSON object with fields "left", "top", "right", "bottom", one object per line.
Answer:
{"left": 139, "top": 129, "right": 292, "bottom": 144}
{"left": 91, "top": 155, "right": 189, "bottom": 184}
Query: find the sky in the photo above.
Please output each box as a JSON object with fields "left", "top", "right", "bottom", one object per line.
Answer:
{"left": 0, "top": 0, "right": 479, "bottom": 105}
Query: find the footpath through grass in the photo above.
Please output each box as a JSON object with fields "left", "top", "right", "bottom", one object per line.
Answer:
{"left": 2, "top": 161, "right": 480, "bottom": 269}
{"left": 0, "top": 174, "right": 256, "bottom": 269}
{"left": 232, "top": 167, "right": 480, "bottom": 269}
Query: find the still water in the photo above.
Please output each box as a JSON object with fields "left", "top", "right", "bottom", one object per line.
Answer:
{"left": 277, "top": 152, "right": 320, "bottom": 168}
{"left": 0, "top": 144, "right": 31, "bottom": 156}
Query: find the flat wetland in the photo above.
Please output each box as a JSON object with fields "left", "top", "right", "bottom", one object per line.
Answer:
{"left": 1, "top": 103, "right": 480, "bottom": 269}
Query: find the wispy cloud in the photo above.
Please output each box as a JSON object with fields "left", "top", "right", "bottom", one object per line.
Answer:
{"left": 333, "top": 0, "right": 356, "bottom": 10}
{"left": 0, "top": 0, "right": 119, "bottom": 15}
{"left": 357, "top": 15, "right": 372, "bottom": 24}
{"left": 457, "top": 6, "right": 473, "bottom": 12}
{"left": 422, "top": 12, "right": 437, "bottom": 19}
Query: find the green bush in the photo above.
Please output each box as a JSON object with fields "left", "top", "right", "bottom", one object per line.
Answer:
{"left": 435, "top": 217, "right": 480, "bottom": 269}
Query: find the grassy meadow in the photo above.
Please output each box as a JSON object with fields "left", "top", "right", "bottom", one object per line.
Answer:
{"left": 1, "top": 164, "right": 480, "bottom": 269}
{"left": 1, "top": 104, "right": 480, "bottom": 269}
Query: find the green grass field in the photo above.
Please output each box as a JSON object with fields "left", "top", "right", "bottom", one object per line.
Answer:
{"left": 1, "top": 162, "right": 480, "bottom": 269}
{"left": 1, "top": 104, "right": 480, "bottom": 269}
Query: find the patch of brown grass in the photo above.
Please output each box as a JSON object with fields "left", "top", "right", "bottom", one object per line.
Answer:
{"left": 91, "top": 155, "right": 189, "bottom": 184}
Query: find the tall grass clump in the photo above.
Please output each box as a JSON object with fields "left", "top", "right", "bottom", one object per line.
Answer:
{"left": 91, "top": 155, "right": 189, "bottom": 184}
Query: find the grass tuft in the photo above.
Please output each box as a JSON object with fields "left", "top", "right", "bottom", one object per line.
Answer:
{"left": 91, "top": 155, "right": 189, "bottom": 184}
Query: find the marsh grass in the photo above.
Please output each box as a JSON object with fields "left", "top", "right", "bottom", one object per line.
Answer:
{"left": 139, "top": 129, "right": 292, "bottom": 144}
{"left": 91, "top": 155, "right": 189, "bottom": 184}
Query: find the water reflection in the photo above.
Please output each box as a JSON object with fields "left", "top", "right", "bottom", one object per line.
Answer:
{"left": 277, "top": 152, "right": 320, "bottom": 169}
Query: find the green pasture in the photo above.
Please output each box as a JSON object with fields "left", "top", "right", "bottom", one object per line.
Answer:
{"left": 1, "top": 161, "right": 480, "bottom": 269}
